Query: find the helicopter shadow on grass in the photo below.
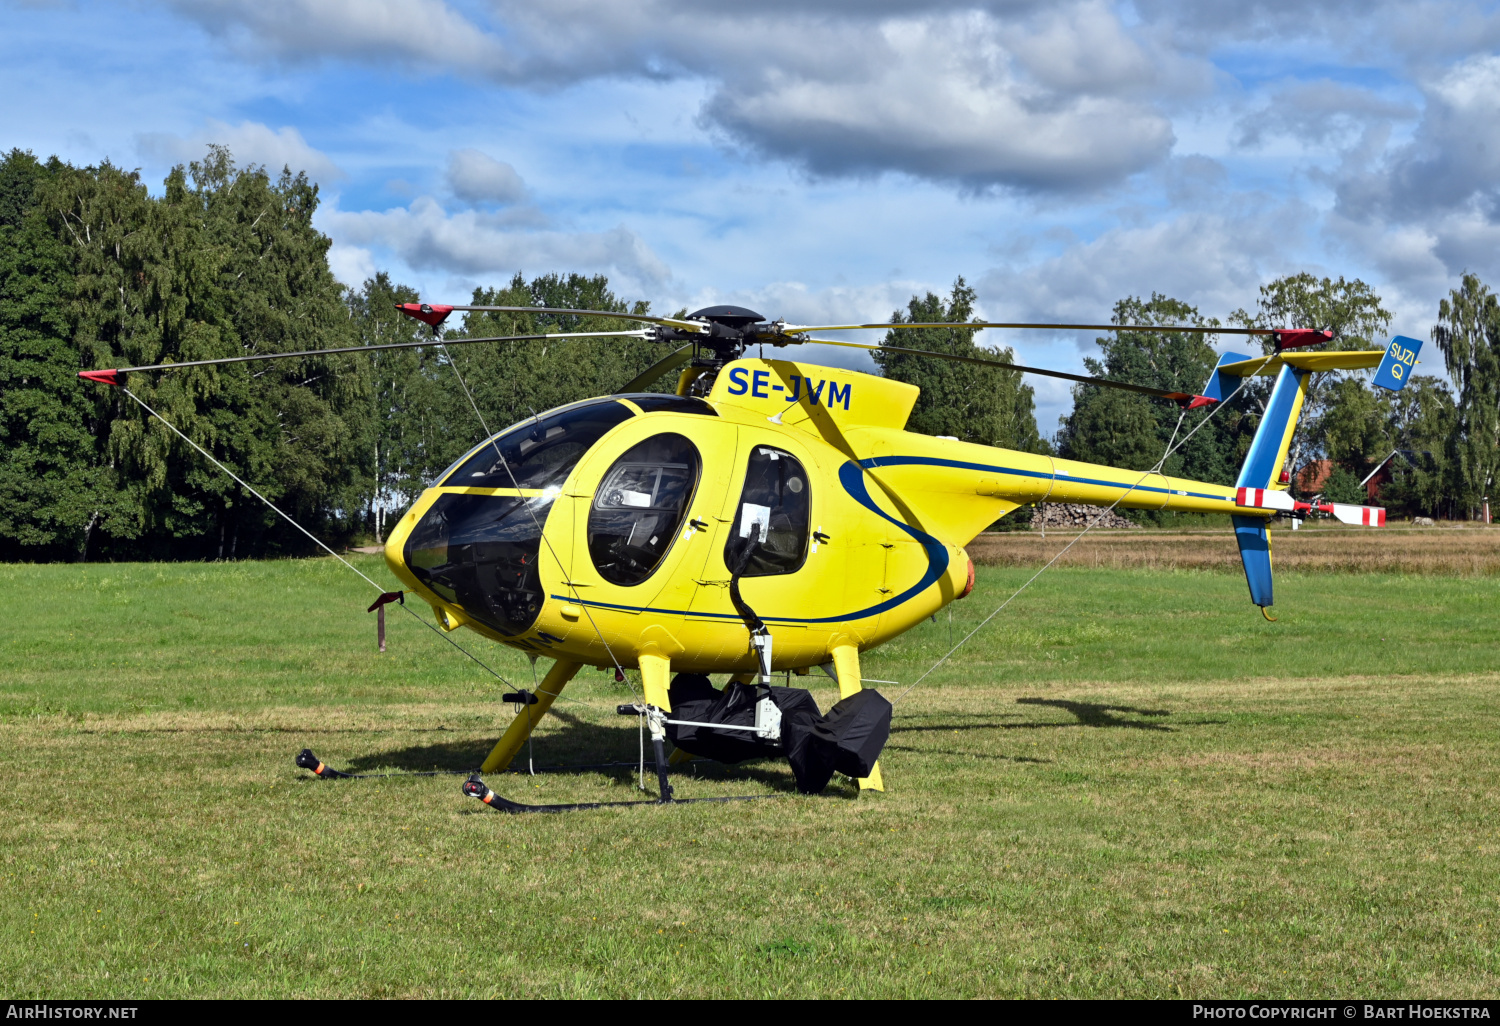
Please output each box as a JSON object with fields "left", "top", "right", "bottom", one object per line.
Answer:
{"left": 892, "top": 698, "right": 1187, "bottom": 735}
{"left": 881, "top": 743, "right": 1053, "bottom": 764}
{"left": 340, "top": 707, "right": 840, "bottom": 796}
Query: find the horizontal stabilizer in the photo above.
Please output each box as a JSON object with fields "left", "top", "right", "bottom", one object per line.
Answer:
{"left": 1236, "top": 487, "right": 1296, "bottom": 512}
{"left": 1216, "top": 350, "right": 1386, "bottom": 377}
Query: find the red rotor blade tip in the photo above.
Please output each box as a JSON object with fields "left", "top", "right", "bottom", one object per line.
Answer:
{"left": 396, "top": 303, "right": 454, "bottom": 327}
{"left": 1164, "top": 392, "right": 1217, "bottom": 409}
{"left": 1273, "top": 328, "right": 1334, "bottom": 351}
{"left": 78, "top": 369, "right": 125, "bottom": 387}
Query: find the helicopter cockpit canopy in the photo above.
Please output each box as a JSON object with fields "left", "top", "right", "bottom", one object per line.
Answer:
{"left": 436, "top": 394, "right": 715, "bottom": 489}
{"left": 404, "top": 395, "right": 714, "bottom": 636}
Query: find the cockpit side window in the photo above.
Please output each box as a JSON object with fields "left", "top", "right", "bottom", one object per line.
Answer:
{"left": 724, "top": 446, "right": 810, "bottom": 578}
{"left": 587, "top": 433, "right": 701, "bottom": 586}
{"left": 440, "top": 399, "right": 635, "bottom": 489}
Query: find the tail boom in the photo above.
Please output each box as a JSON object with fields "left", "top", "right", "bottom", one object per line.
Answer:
{"left": 850, "top": 428, "right": 1242, "bottom": 547}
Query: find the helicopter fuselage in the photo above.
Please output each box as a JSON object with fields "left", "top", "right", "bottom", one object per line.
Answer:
{"left": 383, "top": 357, "right": 1245, "bottom": 707}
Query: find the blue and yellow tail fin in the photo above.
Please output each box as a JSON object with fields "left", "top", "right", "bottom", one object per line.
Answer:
{"left": 1212, "top": 336, "right": 1424, "bottom": 613}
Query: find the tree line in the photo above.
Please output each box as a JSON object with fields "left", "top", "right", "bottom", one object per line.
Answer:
{"left": 2, "top": 147, "right": 1497, "bottom": 562}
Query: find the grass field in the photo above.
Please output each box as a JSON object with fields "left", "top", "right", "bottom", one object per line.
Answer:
{"left": 3, "top": 534, "right": 1499, "bottom": 998}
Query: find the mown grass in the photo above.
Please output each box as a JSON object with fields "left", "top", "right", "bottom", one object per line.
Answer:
{"left": 2, "top": 549, "right": 1499, "bottom": 998}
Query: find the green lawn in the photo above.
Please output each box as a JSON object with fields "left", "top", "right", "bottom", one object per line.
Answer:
{"left": 2, "top": 557, "right": 1498, "bottom": 997}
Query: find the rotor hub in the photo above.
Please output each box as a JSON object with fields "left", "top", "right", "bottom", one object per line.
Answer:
{"left": 687, "top": 305, "right": 764, "bottom": 331}
{"left": 665, "top": 304, "right": 775, "bottom": 361}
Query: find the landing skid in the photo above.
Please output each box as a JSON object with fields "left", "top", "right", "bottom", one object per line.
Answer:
{"left": 294, "top": 749, "right": 732, "bottom": 780}
{"left": 461, "top": 774, "right": 782, "bottom": 814}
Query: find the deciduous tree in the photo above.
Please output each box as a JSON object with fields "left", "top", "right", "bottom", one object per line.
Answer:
{"left": 874, "top": 277, "right": 1042, "bottom": 453}
{"left": 1432, "top": 273, "right": 1500, "bottom": 517}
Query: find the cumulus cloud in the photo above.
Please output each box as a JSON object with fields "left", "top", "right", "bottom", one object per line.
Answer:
{"left": 321, "top": 195, "right": 671, "bottom": 295}
{"left": 684, "top": 278, "right": 932, "bottom": 326}
{"left": 325, "top": 243, "right": 378, "bottom": 289}
{"left": 446, "top": 149, "right": 527, "bottom": 206}
{"left": 1134, "top": 0, "right": 1500, "bottom": 61}
{"left": 1337, "top": 55, "right": 1500, "bottom": 223}
{"left": 1235, "top": 80, "right": 1416, "bottom": 149}
{"left": 128, "top": 0, "right": 1500, "bottom": 350}
{"left": 155, "top": 0, "right": 1189, "bottom": 193}
{"left": 977, "top": 199, "right": 1314, "bottom": 332}
{"left": 1301, "top": 53, "right": 1500, "bottom": 316}
{"left": 135, "top": 119, "right": 343, "bottom": 182}
{"left": 705, "top": 13, "right": 1174, "bottom": 191}
{"left": 159, "top": 0, "right": 511, "bottom": 73}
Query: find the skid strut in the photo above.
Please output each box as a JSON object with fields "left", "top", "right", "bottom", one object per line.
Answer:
{"left": 460, "top": 701, "right": 788, "bottom": 814}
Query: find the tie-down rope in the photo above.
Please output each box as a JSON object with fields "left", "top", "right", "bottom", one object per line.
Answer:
{"left": 892, "top": 372, "right": 1252, "bottom": 705}
{"left": 121, "top": 387, "right": 513, "bottom": 686}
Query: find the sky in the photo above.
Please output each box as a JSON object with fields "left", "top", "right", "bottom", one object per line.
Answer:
{"left": 4, "top": 0, "right": 1500, "bottom": 433}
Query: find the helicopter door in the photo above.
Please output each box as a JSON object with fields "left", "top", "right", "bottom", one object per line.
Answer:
{"left": 723, "top": 445, "right": 812, "bottom": 580}
{"left": 565, "top": 420, "right": 739, "bottom": 618}
{"left": 687, "top": 440, "right": 815, "bottom": 630}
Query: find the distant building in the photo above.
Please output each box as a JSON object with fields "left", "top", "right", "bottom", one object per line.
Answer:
{"left": 1294, "top": 457, "right": 1398, "bottom": 501}
{"left": 1294, "top": 459, "right": 1333, "bottom": 496}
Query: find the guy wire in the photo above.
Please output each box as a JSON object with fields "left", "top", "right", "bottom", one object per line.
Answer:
{"left": 892, "top": 373, "right": 1253, "bottom": 705}
{"left": 435, "top": 339, "right": 639, "bottom": 699}
{"left": 121, "top": 388, "right": 514, "bottom": 686}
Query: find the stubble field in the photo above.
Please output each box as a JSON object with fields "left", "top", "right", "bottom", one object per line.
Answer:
{"left": 2, "top": 527, "right": 1499, "bottom": 998}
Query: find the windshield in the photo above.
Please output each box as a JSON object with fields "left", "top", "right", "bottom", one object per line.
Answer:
{"left": 404, "top": 493, "right": 555, "bottom": 636}
{"left": 439, "top": 398, "right": 635, "bottom": 489}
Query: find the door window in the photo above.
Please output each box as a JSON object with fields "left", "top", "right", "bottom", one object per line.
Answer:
{"left": 724, "top": 446, "right": 810, "bottom": 577}
{"left": 588, "top": 433, "right": 701, "bottom": 586}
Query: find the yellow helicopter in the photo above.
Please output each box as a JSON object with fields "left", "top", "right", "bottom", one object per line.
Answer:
{"left": 80, "top": 302, "right": 1419, "bottom": 809}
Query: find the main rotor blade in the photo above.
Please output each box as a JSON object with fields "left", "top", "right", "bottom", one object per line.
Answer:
{"left": 400, "top": 303, "right": 707, "bottom": 333}
{"left": 77, "top": 329, "right": 652, "bottom": 383}
{"left": 616, "top": 344, "right": 696, "bottom": 394}
{"left": 783, "top": 320, "right": 1273, "bottom": 336}
{"left": 797, "top": 337, "right": 1215, "bottom": 409}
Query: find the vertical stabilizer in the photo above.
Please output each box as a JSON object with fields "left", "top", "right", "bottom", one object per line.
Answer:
{"left": 1232, "top": 515, "right": 1274, "bottom": 609}
{"left": 1236, "top": 363, "right": 1311, "bottom": 491}
{"left": 1226, "top": 362, "right": 1308, "bottom": 616}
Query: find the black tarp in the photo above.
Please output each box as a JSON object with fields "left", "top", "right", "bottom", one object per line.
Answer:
{"left": 665, "top": 674, "right": 892, "bottom": 793}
